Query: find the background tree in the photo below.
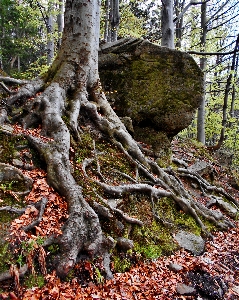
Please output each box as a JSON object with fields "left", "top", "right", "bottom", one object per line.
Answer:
{"left": 197, "top": 0, "right": 207, "bottom": 144}
{"left": 103, "top": 0, "right": 120, "bottom": 42}
{"left": 177, "top": 0, "right": 239, "bottom": 159}
{"left": 0, "top": 0, "right": 45, "bottom": 75}
{"left": 57, "top": 0, "right": 64, "bottom": 48}
{"left": 161, "top": 0, "right": 175, "bottom": 48}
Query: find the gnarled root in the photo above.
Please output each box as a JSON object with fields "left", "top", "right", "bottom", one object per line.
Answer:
{"left": 0, "top": 57, "right": 237, "bottom": 281}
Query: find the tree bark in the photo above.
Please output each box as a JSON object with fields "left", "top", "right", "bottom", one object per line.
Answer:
{"left": 161, "top": 0, "right": 175, "bottom": 49}
{"left": 104, "top": 0, "right": 120, "bottom": 42}
{"left": 57, "top": 0, "right": 64, "bottom": 49}
{"left": 197, "top": 1, "right": 207, "bottom": 144}
{"left": 208, "top": 34, "right": 239, "bottom": 150}
{"left": 46, "top": 14, "right": 54, "bottom": 65}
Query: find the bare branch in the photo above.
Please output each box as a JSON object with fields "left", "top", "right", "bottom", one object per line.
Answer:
{"left": 23, "top": 197, "right": 48, "bottom": 232}
{"left": 206, "top": 0, "right": 239, "bottom": 25}
{"left": 173, "top": 0, "right": 210, "bottom": 23}
{"left": 208, "top": 14, "right": 239, "bottom": 31}
{"left": 188, "top": 49, "right": 239, "bottom": 56}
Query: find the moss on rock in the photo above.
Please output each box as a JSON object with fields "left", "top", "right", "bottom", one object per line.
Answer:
{"left": 99, "top": 39, "right": 203, "bottom": 165}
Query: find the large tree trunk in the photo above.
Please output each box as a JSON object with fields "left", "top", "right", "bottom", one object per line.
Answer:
{"left": 1, "top": 0, "right": 237, "bottom": 281}
{"left": 31, "top": 0, "right": 104, "bottom": 277}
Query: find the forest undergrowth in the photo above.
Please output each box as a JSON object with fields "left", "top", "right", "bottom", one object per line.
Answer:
{"left": 0, "top": 134, "right": 238, "bottom": 300}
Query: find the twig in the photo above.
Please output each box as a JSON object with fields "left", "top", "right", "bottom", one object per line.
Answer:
{"left": 112, "top": 169, "right": 138, "bottom": 183}
{"left": 0, "top": 264, "right": 28, "bottom": 282}
{"left": 93, "top": 190, "right": 144, "bottom": 226}
{"left": 23, "top": 197, "right": 48, "bottom": 232}
{"left": 0, "top": 206, "right": 26, "bottom": 214}
{"left": 0, "top": 81, "right": 13, "bottom": 94}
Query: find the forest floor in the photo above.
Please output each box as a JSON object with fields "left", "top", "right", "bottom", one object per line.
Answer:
{"left": 8, "top": 224, "right": 239, "bottom": 300}
{"left": 0, "top": 137, "right": 239, "bottom": 300}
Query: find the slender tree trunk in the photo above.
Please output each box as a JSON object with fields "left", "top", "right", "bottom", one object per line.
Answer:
{"left": 104, "top": 0, "right": 110, "bottom": 42}
{"left": 230, "top": 55, "right": 238, "bottom": 120}
{"left": 161, "top": 0, "right": 175, "bottom": 49}
{"left": 57, "top": 0, "right": 64, "bottom": 49}
{"left": 174, "top": 0, "right": 185, "bottom": 49}
{"left": 209, "top": 35, "right": 239, "bottom": 150}
{"left": 47, "top": 14, "right": 54, "bottom": 65}
{"left": 17, "top": 55, "right": 20, "bottom": 72}
{"left": 197, "top": 1, "right": 207, "bottom": 144}
{"left": 109, "top": 0, "right": 120, "bottom": 42}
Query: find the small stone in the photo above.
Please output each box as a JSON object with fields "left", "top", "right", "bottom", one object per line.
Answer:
{"left": 116, "top": 237, "right": 134, "bottom": 251}
{"left": 115, "top": 220, "right": 124, "bottom": 232}
{"left": 188, "top": 160, "right": 212, "bottom": 176}
{"left": 217, "top": 198, "right": 238, "bottom": 218}
{"left": 176, "top": 283, "right": 196, "bottom": 295}
{"left": 14, "top": 151, "right": 21, "bottom": 158}
{"left": 168, "top": 263, "right": 183, "bottom": 272}
{"left": 107, "top": 199, "right": 122, "bottom": 208}
{"left": 191, "top": 182, "right": 198, "bottom": 189}
{"left": 12, "top": 159, "right": 24, "bottom": 168}
{"left": 174, "top": 230, "right": 205, "bottom": 255}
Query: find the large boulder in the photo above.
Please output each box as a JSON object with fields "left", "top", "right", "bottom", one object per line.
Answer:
{"left": 99, "top": 38, "right": 203, "bottom": 156}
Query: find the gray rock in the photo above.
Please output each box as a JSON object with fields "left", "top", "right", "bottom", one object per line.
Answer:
{"left": 168, "top": 263, "right": 183, "bottom": 272}
{"left": 116, "top": 237, "right": 134, "bottom": 251}
{"left": 176, "top": 283, "right": 196, "bottom": 295}
{"left": 99, "top": 38, "right": 203, "bottom": 153}
{"left": 174, "top": 230, "right": 205, "bottom": 255}
{"left": 12, "top": 158, "right": 24, "bottom": 168}
{"left": 0, "top": 162, "right": 33, "bottom": 190}
{"left": 216, "top": 197, "right": 238, "bottom": 218}
{"left": 188, "top": 160, "right": 212, "bottom": 176}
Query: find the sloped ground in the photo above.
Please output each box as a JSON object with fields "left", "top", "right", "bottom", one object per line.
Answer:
{"left": 0, "top": 131, "right": 238, "bottom": 299}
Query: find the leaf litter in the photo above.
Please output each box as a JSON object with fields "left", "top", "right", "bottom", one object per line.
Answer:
{"left": 0, "top": 140, "right": 239, "bottom": 299}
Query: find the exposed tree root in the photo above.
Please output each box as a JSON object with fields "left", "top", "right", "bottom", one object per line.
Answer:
{"left": 0, "top": 76, "right": 29, "bottom": 85}
{"left": 93, "top": 191, "right": 144, "bottom": 226}
{"left": 0, "top": 81, "right": 13, "bottom": 94}
{"left": 0, "top": 38, "right": 237, "bottom": 283}
{"left": 177, "top": 168, "right": 239, "bottom": 207}
{"left": 0, "top": 197, "right": 48, "bottom": 229}
{"left": 23, "top": 197, "right": 48, "bottom": 232}
{"left": 0, "top": 264, "right": 28, "bottom": 283}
